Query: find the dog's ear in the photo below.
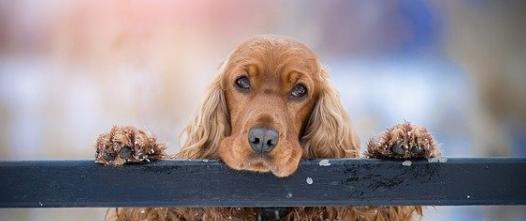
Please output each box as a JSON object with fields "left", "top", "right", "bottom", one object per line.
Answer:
{"left": 177, "top": 62, "right": 231, "bottom": 159}
{"left": 301, "top": 66, "right": 360, "bottom": 158}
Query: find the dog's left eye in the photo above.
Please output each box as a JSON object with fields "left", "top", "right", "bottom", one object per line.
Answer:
{"left": 290, "top": 84, "right": 308, "bottom": 99}
{"left": 235, "top": 76, "right": 251, "bottom": 92}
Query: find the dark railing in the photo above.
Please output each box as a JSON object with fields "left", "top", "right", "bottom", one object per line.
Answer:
{"left": 1, "top": 158, "right": 525, "bottom": 208}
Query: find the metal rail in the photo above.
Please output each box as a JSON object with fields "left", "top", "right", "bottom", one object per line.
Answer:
{"left": 1, "top": 158, "right": 525, "bottom": 208}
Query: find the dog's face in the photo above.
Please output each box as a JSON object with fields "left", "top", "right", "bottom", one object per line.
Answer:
{"left": 179, "top": 36, "right": 358, "bottom": 177}
{"left": 217, "top": 37, "right": 322, "bottom": 177}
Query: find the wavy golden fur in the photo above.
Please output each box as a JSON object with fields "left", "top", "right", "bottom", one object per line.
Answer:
{"left": 102, "top": 35, "right": 425, "bottom": 221}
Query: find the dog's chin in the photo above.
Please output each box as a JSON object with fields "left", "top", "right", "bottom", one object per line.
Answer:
{"left": 218, "top": 138, "right": 302, "bottom": 177}
{"left": 224, "top": 156, "right": 299, "bottom": 178}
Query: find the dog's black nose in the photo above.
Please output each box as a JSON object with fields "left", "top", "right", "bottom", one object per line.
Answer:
{"left": 248, "top": 127, "right": 279, "bottom": 153}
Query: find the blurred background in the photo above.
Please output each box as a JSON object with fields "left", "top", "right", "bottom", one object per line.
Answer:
{"left": 0, "top": 0, "right": 525, "bottom": 220}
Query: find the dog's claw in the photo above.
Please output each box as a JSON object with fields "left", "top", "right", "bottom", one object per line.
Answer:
{"left": 392, "top": 141, "right": 407, "bottom": 155}
{"left": 103, "top": 152, "right": 116, "bottom": 161}
{"left": 119, "top": 146, "right": 132, "bottom": 159}
{"left": 411, "top": 144, "right": 423, "bottom": 154}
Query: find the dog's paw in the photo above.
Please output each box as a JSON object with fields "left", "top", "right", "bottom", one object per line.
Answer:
{"left": 365, "top": 123, "right": 440, "bottom": 159}
{"left": 95, "top": 126, "right": 166, "bottom": 166}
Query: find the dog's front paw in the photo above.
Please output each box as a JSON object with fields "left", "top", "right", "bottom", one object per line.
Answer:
{"left": 95, "top": 126, "right": 166, "bottom": 166}
{"left": 365, "top": 123, "right": 440, "bottom": 159}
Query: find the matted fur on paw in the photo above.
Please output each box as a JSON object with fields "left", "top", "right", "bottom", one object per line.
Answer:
{"left": 365, "top": 123, "right": 440, "bottom": 159}
{"left": 95, "top": 126, "right": 166, "bottom": 166}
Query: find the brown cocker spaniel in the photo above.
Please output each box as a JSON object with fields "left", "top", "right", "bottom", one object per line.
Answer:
{"left": 95, "top": 35, "right": 440, "bottom": 221}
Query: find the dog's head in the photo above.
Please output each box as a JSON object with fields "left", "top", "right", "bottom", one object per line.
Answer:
{"left": 179, "top": 36, "right": 359, "bottom": 177}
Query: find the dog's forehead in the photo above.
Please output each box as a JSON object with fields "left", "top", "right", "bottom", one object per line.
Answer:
{"left": 230, "top": 37, "right": 319, "bottom": 76}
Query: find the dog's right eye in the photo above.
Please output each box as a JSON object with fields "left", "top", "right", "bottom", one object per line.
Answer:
{"left": 235, "top": 76, "right": 251, "bottom": 92}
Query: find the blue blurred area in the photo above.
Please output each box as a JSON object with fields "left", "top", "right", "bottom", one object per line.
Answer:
{"left": 398, "top": 0, "right": 442, "bottom": 54}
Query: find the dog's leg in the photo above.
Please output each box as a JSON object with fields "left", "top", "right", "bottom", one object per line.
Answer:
{"left": 95, "top": 126, "right": 166, "bottom": 166}
{"left": 363, "top": 123, "right": 439, "bottom": 221}
{"left": 365, "top": 122, "right": 440, "bottom": 159}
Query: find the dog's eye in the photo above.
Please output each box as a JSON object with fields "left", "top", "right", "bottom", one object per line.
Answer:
{"left": 235, "top": 76, "right": 251, "bottom": 92}
{"left": 290, "top": 84, "right": 308, "bottom": 99}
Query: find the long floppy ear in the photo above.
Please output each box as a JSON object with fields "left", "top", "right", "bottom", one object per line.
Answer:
{"left": 301, "top": 67, "right": 360, "bottom": 158}
{"left": 176, "top": 63, "right": 230, "bottom": 159}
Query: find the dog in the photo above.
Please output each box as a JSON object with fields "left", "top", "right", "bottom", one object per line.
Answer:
{"left": 95, "top": 35, "right": 440, "bottom": 221}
